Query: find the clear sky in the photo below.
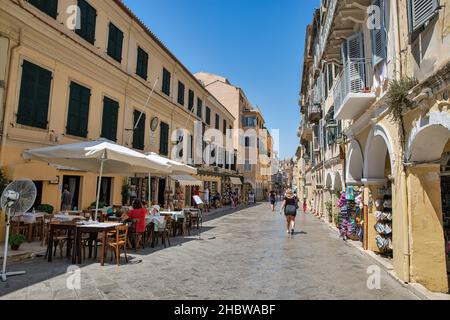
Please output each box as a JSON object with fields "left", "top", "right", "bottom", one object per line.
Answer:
{"left": 123, "top": 0, "right": 320, "bottom": 159}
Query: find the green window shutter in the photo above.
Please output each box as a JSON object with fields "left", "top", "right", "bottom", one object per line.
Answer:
{"left": 76, "top": 0, "right": 96, "bottom": 45}
{"left": 132, "top": 110, "right": 145, "bottom": 150}
{"left": 28, "top": 0, "right": 58, "bottom": 18}
{"left": 188, "top": 90, "right": 194, "bottom": 111}
{"left": 107, "top": 23, "right": 123, "bottom": 63}
{"left": 160, "top": 122, "right": 169, "bottom": 156}
{"left": 101, "top": 97, "right": 119, "bottom": 142}
{"left": 162, "top": 68, "right": 171, "bottom": 96}
{"left": 197, "top": 98, "right": 203, "bottom": 118}
{"left": 223, "top": 119, "right": 227, "bottom": 135}
{"left": 215, "top": 114, "right": 220, "bottom": 130}
{"left": 67, "top": 82, "right": 90, "bottom": 137}
{"left": 136, "top": 47, "right": 149, "bottom": 80}
{"left": 17, "top": 60, "right": 52, "bottom": 129}
{"left": 177, "top": 81, "right": 185, "bottom": 105}
{"left": 205, "top": 107, "right": 211, "bottom": 125}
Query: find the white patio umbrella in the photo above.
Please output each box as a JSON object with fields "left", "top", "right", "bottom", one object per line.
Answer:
{"left": 143, "top": 152, "right": 197, "bottom": 205}
{"left": 22, "top": 140, "right": 172, "bottom": 220}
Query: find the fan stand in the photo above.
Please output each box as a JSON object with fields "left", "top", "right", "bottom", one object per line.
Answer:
{"left": 1, "top": 206, "right": 26, "bottom": 282}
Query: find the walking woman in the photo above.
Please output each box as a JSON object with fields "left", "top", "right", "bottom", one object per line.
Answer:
{"left": 280, "top": 189, "right": 298, "bottom": 235}
{"left": 269, "top": 190, "right": 276, "bottom": 212}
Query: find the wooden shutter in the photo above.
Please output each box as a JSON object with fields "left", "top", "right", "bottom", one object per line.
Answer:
{"left": 133, "top": 110, "right": 145, "bottom": 150}
{"left": 408, "top": 0, "right": 440, "bottom": 32}
{"left": 108, "top": 23, "right": 123, "bottom": 62}
{"left": 28, "top": 0, "right": 58, "bottom": 18}
{"left": 160, "top": 122, "right": 169, "bottom": 156}
{"left": 371, "top": 0, "right": 387, "bottom": 66}
{"left": 76, "top": 0, "right": 96, "bottom": 44}
{"left": 101, "top": 97, "right": 119, "bottom": 142}
{"left": 215, "top": 114, "right": 220, "bottom": 130}
{"left": 136, "top": 47, "right": 148, "bottom": 80}
{"left": 206, "top": 107, "right": 211, "bottom": 125}
{"left": 17, "top": 60, "right": 52, "bottom": 129}
{"left": 67, "top": 82, "right": 90, "bottom": 137}
{"left": 177, "top": 81, "right": 185, "bottom": 105}
{"left": 345, "top": 33, "right": 366, "bottom": 93}
{"left": 162, "top": 68, "right": 171, "bottom": 96}
{"left": 197, "top": 98, "right": 203, "bottom": 118}
{"left": 188, "top": 90, "right": 194, "bottom": 111}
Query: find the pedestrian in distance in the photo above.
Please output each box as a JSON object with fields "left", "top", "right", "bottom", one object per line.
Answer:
{"left": 280, "top": 189, "right": 298, "bottom": 235}
{"left": 269, "top": 190, "right": 276, "bottom": 212}
{"left": 61, "top": 184, "right": 72, "bottom": 211}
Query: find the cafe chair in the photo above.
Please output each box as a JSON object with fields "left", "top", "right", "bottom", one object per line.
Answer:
{"left": 154, "top": 216, "right": 171, "bottom": 248}
{"left": 107, "top": 224, "right": 129, "bottom": 266}
{"left": 128, "top": 219, "right": 145, "bottom": 251}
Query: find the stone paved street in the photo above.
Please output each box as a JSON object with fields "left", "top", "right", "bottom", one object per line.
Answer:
{"left": 0, "top": 203, "right": 418, "bottom": 300}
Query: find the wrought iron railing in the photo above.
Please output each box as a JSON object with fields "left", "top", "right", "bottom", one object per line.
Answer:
{"left": 333, "top": 58, "right": 373, "bottom": 117}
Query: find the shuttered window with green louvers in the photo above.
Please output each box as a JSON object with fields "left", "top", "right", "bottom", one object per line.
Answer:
{"left": 28, "top": 0, "right": 58, "bottom": 18}
{"left": 67, "top": 82, "right": 91, "bottom": 138}
{"left": 136, "top": 46, "right": 149, "bottom": 80}
{"left": 17, "top": 60, "right": 52, "bottom": 129}
{"left": 188, "top": 90, "right": 194, "bottom": 111}
{"left": 160, "top": 121, "right": 169, "bottom": 156}
{"left": 197, "top": 98, "right": 203, "bottom": 119}
{"left": 76, "top": 0, "right": 97, "bottom": 45}
{"left": 162, "top": 68, "right": 171, "bottom": 96}
{"left": 101, "top": 97, "right": 119, "bottom": 142}
{"left": 107, "top": 22, "right": 123, "bottom": 63}
{"left": 132, "top": 110, "right": 145, "bottom": 150}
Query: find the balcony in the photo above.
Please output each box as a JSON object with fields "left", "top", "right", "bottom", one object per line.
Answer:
{"left": 333, "top": 59, "right": 376, "bottom": 120}
{"left": 298, "top": 121, "right": 313, "bottom": 142}
{"left": 308, "top": 104, "right": 322, "bottom": 123}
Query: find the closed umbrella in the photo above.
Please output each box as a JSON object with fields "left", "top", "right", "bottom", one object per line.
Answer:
{"left": 22, "top": 140, "right": 171, "bottom": 220}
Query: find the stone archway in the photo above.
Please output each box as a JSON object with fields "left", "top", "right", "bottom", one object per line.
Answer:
{"left": 346, "top": 140, "right": 364, "bottom": 185}
{"left": 325, "top": 172, "right": 333, "bottom": 190}
{"left": 333, "top": 170, "right": 343, "bottom": 192}
{"left": 407, "top": 111, "right": 450, "bottom": 162}
{"left": 406, "top": 111, "right": 450, "bottom": 293}
{"left": 363, "top": 125, "right": 394, "bottom": 180}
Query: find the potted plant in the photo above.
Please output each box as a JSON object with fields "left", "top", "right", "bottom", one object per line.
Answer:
{"left": 325, "top": 200, "right": 333, "bottom": 223}
{"left": 36, "top": 204, "right": 54, "bottom": 214}
{"left": 9, "top": 234, "right": 26, "bottom": 251}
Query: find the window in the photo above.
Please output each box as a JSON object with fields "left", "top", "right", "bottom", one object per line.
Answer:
{"left": 370, "top": 0, "right": 387, "bottom": 66}
{"left": 407, "top": 0, "right": 440, "bottom": 34}
{"left": 132, "top": 110, "right": 145, "bottom": 150}
{"left": 244, "top": 160, "right": 252, "bottom": 172}
{"left": 101, "top": 97, "right": 119, "bottom": 142}
{"left": 75, "top": 0, "right": 96, "bottom": 45}
{"left": 243, "top": 116, "right": 257, "bottom": 127}
{"left": 223, "top": 119, "right": 227, "bottom": 135}
{"left": 67, "top": 82, "right": 91, "bottom": 138}
{"left": 245, "top": 137, "right": 252, "bottom": 147}
{"left": 160, "top": 121, "right": 169, "bottom": 156}
{"left": 197, "top": 98, "right": 203, "bottom": 118}
{"left": 177, "top": 81, "right": 185, "bottom": 106}
{"left": 136, "top": 47, "right": 149, "bottom": 80}
{"left": 107, "top": 22, "right": 123, "bottom": 63}
{"left": 188, "top": 90, "right": 194, "bottom": 111}
{"left": 162, "top": 68, "right": 171, "bottom": 96}
{"left": 205, "top": 107, "right": 211, "bottom": 125}
{"left": 17, "top": 60, "right": 52, "bottom": 129}
{"left": 327, "top": 64, "right": 334, "bottom": 90}
{"left": 215, "top": 114, "right": 220, "bottom": 130}
{"left": 28, "top": 0, "right": 58, "bottom": 18}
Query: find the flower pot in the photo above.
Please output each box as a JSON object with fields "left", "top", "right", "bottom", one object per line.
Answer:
{"left": 10, "top": 244, "right": 20, "bottom": 251}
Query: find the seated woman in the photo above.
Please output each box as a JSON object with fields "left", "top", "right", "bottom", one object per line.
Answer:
{"left": 121, "top": 199, "right": 147, "bottom": 234}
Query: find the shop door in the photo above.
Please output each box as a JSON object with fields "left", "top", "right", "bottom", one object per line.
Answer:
{"left": 62, "top": 176, "right": 80, "bottom": 210}
{"left": 158, "top": 178, "right": 166, "bottom": 206}
{"left": 440, "top": 173, "right": 450, "bottom": 285}
{"left": 97, "top": 177, "right": 112, "bottom": 206}
{"left": 32, "top": 180, "right": 43, "bottom": 210}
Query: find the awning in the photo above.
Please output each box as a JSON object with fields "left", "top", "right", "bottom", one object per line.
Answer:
{"left": 170, "top": 174, "right": 202, "bottom": 187}
{"left": 230, "top": 177, "right": 242, "bottom": 185}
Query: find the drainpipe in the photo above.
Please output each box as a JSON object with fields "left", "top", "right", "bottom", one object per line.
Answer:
{"left": 0, "top": 28, "right": 22, "bottom": 167}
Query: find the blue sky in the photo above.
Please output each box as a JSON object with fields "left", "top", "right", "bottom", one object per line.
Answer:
{"left": 124, "top": 0, "right": 320, "bottom": 159}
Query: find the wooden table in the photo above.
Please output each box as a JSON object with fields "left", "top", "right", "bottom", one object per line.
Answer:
{"left": 46, "top": 222, "right": 78, "bottom": 264}
{"left": 75, "top": 223, "right": 123, "bottom": 266}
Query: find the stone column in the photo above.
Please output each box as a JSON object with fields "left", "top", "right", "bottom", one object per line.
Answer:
{"left": 407, "top": 164, "right": 449, "bottom": 293}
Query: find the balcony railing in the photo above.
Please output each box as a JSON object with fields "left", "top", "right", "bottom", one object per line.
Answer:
{"left": 333, "top": 58, "right": 376, "bottom": 120}
{"left": 308, "top": 104, "right": 322, "bottom": 123}
{"left": 318, "top": 0, "right": 337, "bottom": 59}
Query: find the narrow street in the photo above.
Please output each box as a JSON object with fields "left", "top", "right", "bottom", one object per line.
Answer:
{"left": 0, "top": 204, "right": 417, "bottom": 300}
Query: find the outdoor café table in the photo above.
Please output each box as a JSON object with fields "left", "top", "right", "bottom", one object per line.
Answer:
{"left": 54, "top": 214, "right": 86, "bottom": 222}
{"left": 46, "top": 221, "right": 78, "bottom": 264}
{"left": 74, "top": 222, "right": 123, "bottom": 265}
{"left": 159, "top": 211, "right": 185, "bottom": 222}
{"left": 145, "top": 215, "right": 166, "bottom": 247}
{"left": 13, "top": 212, "right": 45, "bottom": 242}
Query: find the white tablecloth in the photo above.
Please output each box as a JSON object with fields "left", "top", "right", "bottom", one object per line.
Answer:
{"left": 160, "top": 211, "right": 185, "bottom": 221}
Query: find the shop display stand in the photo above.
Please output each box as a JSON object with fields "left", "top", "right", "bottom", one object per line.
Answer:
{"left": 374, "top": 184, "right": 393, "bottom": 258}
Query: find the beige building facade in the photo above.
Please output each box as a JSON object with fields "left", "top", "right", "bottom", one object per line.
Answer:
{"left": 0, "top": 0, "right": 238, "bottom": 240}
{"left": 298, "top": 0, "right": 450, "bottom": 292}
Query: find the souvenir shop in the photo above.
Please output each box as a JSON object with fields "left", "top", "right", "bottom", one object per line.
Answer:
{"left": 336, "top": 186, "right": 364, "bottom": 243}
{"left": 372, "top": 183, "right": 393, "bottom": 257}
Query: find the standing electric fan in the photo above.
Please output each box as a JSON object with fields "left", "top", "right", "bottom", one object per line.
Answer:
{"left": 1, "top": 179, "right": 36, "bottom": 282}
